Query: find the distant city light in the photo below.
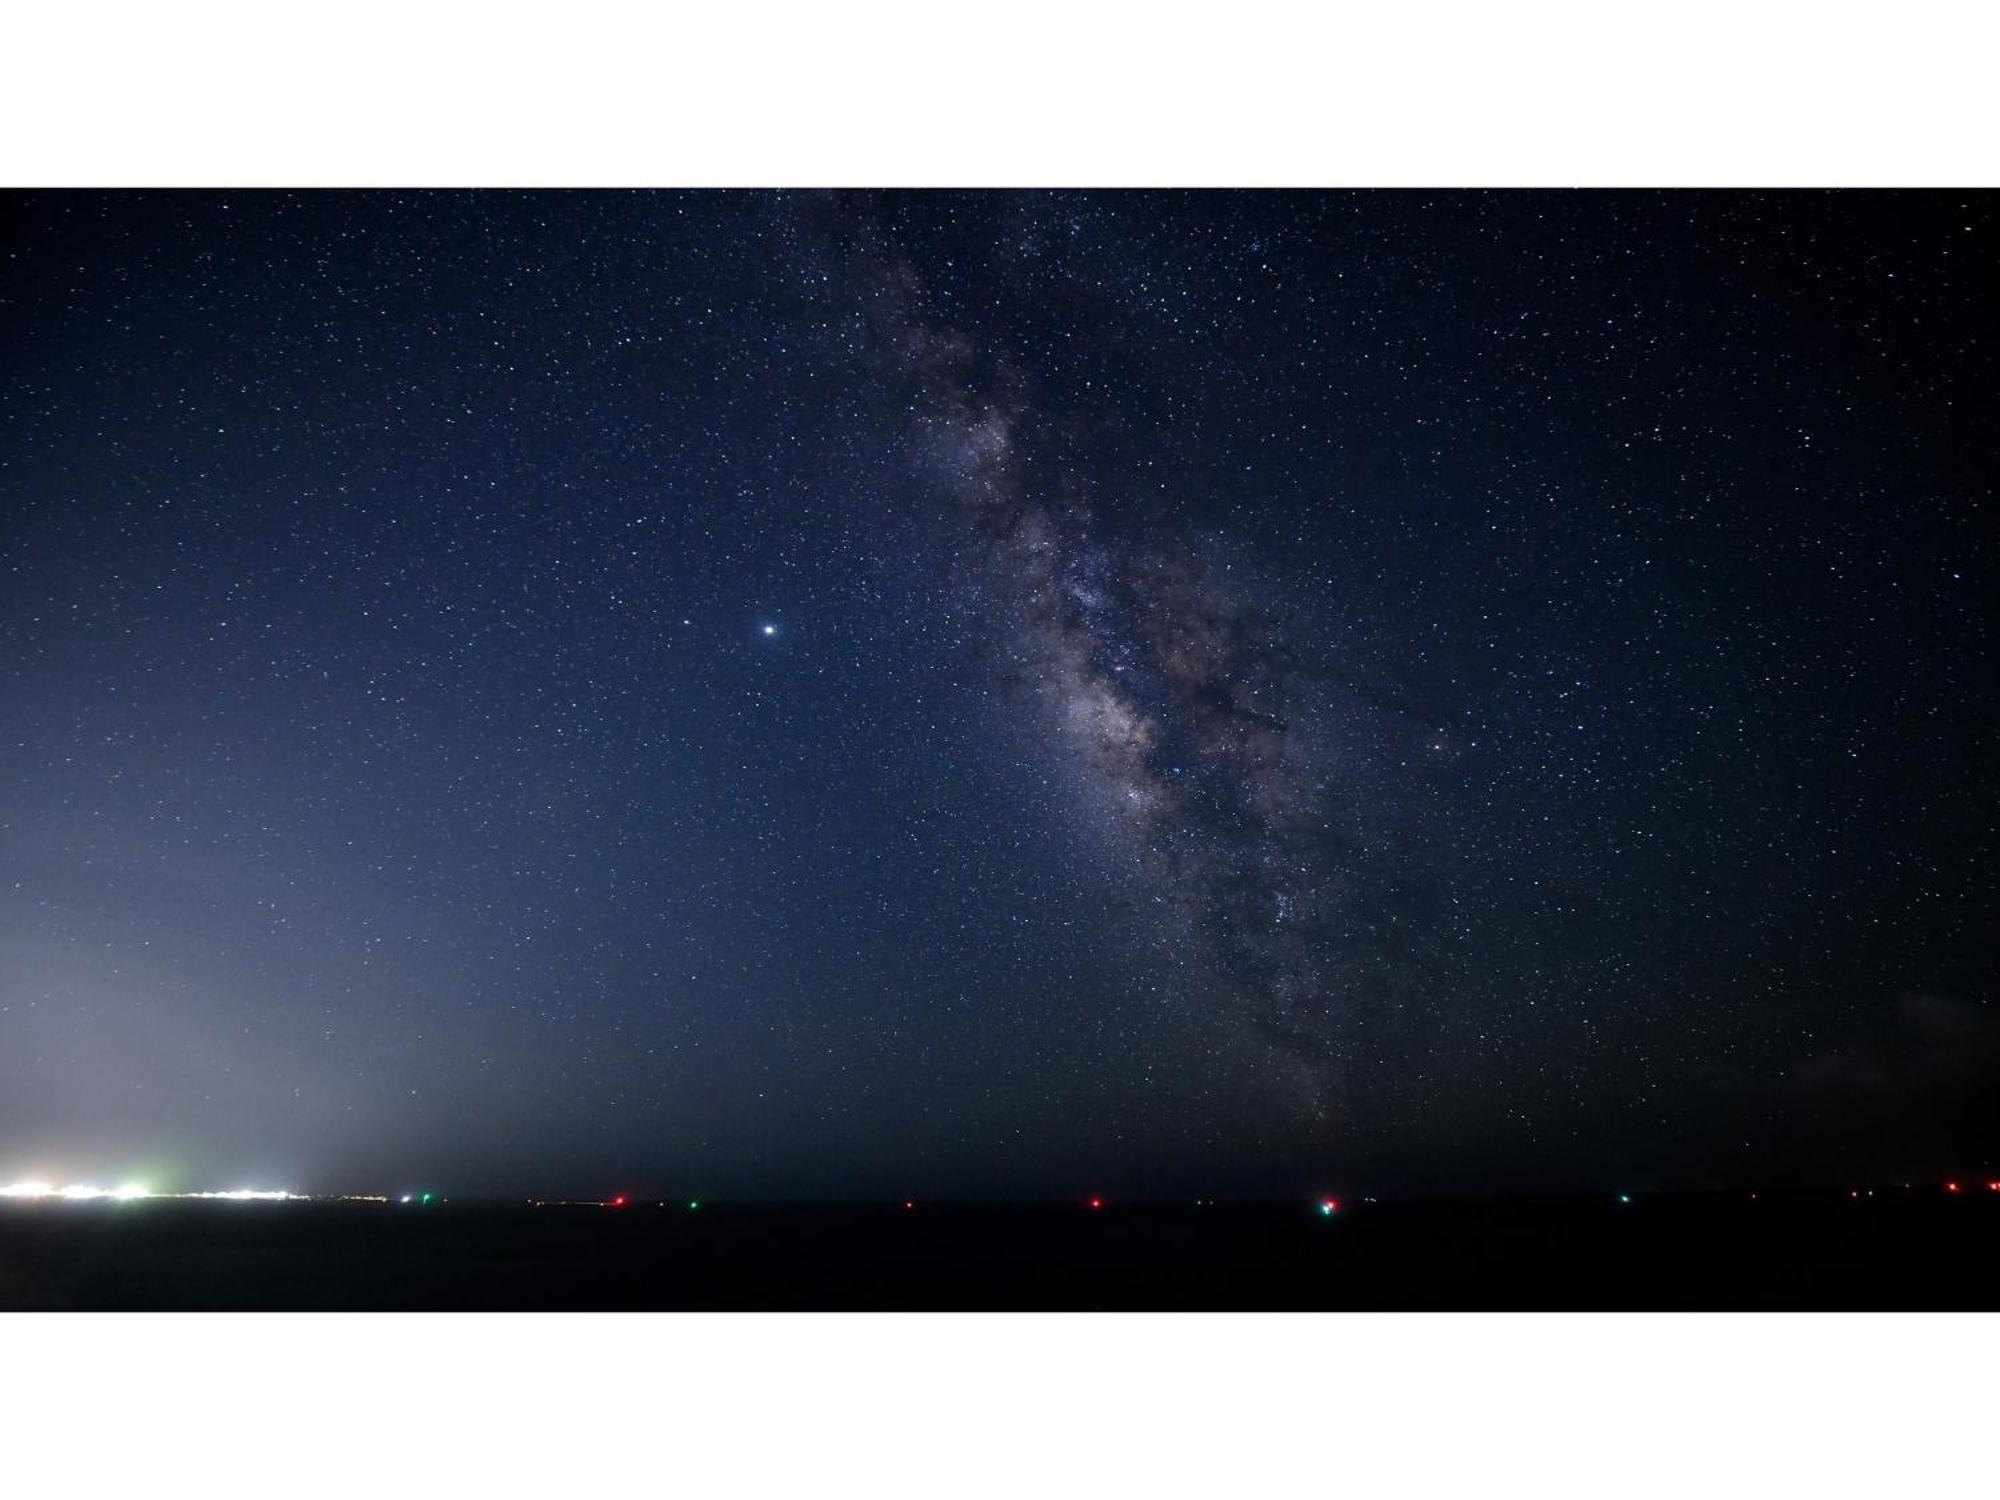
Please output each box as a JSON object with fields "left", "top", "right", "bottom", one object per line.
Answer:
{"left": 1, "top": 1183, "right": 320, "bottom": 1205}
{"left": 400, "top": 1195, "right": 413, "bottom": 1204}
{"left": 189, "top": 1189, "right": 293, "bottom": 1201}
{"left": 5, "top": 1181, "right": 289, "bottom": 1202}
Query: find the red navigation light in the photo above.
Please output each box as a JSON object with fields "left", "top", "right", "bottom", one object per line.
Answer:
{"left": 903, "top": 1201, "right": 914, "bottom": 1211}
{"left": 1088, "top": 1197, "right": 1104, "bottom": 1210}
{"left": 610, "top": 1195, "right": 627, "bottom": 1207}
{"left": 1947, "top": 1182, "right": 1961, "bottom": 1193}
{"left": 1319, "top": 1199, "right": 1340, "bottom": 1216}
{"left": 1850, "top": 1190, "right": 1859, "bottom": 1199}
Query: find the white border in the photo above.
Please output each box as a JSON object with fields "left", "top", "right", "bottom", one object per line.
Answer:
{"left": 1, "top": 1, "right": 1994, "bottom": 186}
{"left": 1, "top": 1313, "right": 1994, "bottom": 1496}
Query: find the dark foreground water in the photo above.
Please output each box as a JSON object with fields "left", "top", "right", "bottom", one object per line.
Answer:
{"left": 3, "top": 1190, "right": 1995, "bottom": 1310}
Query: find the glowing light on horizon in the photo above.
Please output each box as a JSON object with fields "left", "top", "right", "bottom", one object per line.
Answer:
{"left": 185, "top": 1189, "right": 293, "bottom": 1201}
{"left": 0, "top": 1182, "right": 345, "bottom": 1205}
{"left": 1319, "top": 1199, "right": 1340, "bottom": 1216}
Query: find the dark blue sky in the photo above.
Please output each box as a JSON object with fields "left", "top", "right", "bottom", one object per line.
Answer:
{"left": 1, "top": 191, "right": 1992, "bottom": 1199}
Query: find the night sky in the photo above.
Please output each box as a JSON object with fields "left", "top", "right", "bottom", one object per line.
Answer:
{"left": 1, "top": 190, "right": 1992, "bottom": 1201}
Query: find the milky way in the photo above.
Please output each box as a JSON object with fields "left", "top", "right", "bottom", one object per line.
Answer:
{"left": 833, "top": 222, "right": 1445, "bottom": 1117}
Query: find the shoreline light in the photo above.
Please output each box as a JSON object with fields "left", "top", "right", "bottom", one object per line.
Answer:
{"left": 186, "top": 1189, "right": 294, "bottom": 1201}
{"left": 3, "top": 1182, "right": 311, "bottom": 1204}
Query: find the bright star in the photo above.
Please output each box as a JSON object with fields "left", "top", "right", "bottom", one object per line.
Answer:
{"left": 760, "top": 623, "right": 777, "bottom": 637}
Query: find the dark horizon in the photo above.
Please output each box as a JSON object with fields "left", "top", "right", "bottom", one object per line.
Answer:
{"left": 2, "top": 190, "right": 1993, "bottom": 1203}
{"left": 9, "top": 1188, "right": 1999, "bottom": 1314}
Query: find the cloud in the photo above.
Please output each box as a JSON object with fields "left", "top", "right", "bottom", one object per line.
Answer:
{"left": 1790, "top": 992, "right": 2000, "bottom": 1103}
